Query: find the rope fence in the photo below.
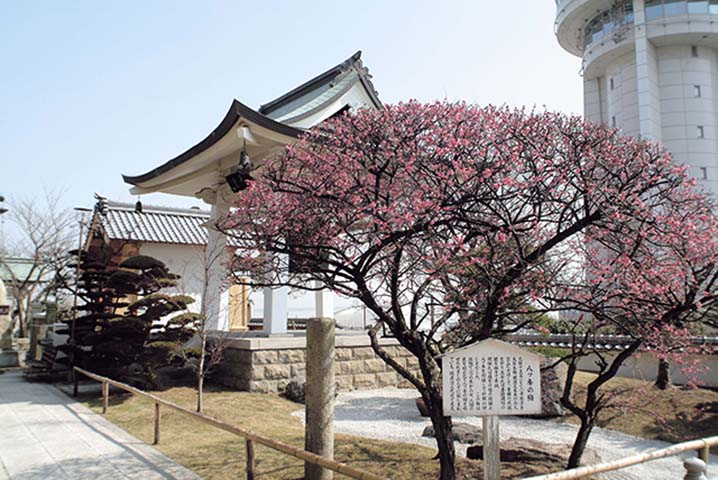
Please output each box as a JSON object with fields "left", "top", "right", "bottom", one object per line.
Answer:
{"left": 73, "top": 366, "right": 387, "bottom": 480}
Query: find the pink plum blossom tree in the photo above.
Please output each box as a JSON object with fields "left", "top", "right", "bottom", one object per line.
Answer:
{"left": 550, "top": 177, "right": 718, "bottom": 467}
{"left": 220, "top": 102, "right": 718, "bottom": 478}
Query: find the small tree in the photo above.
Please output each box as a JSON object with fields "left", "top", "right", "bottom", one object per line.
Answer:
{"left": 0, "top": 190, "right": 73, "bottom": 338}
{"left": 193, "top": 237, "right": 230, "bottom": 412}
{"left": 221, "top": 103, "right": 717, "bottom": 479}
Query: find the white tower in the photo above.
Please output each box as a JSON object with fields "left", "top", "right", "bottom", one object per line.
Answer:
{"left": 556, "top": 0, "right": 718, "bottom": 194}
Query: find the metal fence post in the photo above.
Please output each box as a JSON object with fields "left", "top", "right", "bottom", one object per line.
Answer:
{"left": 683, "top": 457, "right": 707, "bottom": 480}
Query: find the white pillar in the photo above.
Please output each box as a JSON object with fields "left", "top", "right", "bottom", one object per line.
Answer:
{"left": 262, "top": 251, "right": 288, "bottom": 335}
{"left": 204, "top": 202, "right": 230, "bottom": 331}
{"left": 314, "top": 280, "right": 334, "bottom": 319}
{"left": 263, "top": 285, "right": 288, "bottom": 335}
{"left": 633, "top": 0, "right": 663, "bottom": 141}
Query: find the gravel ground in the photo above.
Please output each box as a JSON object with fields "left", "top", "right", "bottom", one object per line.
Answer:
{"left": 293, "top": 388, "right": 718, "bottom": 479}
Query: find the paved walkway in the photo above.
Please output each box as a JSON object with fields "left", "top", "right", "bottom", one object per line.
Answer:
{"left": 0, "top": 370, "right": 200, "bottom": 480}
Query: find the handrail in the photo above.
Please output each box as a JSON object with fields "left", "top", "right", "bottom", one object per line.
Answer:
{"left": 73, "top": 367, "right": 387, "bottom": 480}
{"left": 522, "top": 436, "right": 718, "bottom": 480}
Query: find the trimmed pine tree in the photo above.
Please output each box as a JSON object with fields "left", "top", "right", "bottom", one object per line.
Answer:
{"left": 61, "top": 249, "right": 200, "bottom": 388}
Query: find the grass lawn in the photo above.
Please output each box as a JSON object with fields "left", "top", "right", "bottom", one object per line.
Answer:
{"left": 78, "top": 384, "right": 563, "bottom": 480}
{"left": 76, "top": 372, "right": 718, "bottom": 479}
{"left": 562, "top": 372, "right": 718, "bottom": 448}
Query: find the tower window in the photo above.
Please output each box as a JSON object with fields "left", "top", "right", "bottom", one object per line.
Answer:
{"left": 701, "top": 167, "right": 708, "bottom": 180}
{"left": 612, "top": 116, "right": 617, "bottom": 127}
{"left": 692, "top": 45, "right": 699, "bottom": 57}
{"left": 610, "top": 77, "right": 615, "bottom": 90}
{"left": 698, "top": 125, "right": 705, "bottom": 138}
{"left": 688, "top": 0, "right": 709, "bottom": 14}
{"left": 694, "top": 85, "right": 702, "bottom": 97}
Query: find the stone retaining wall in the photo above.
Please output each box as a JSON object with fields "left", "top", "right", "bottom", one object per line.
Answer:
{"left": 215, "top": 334, "right": 418, "bottom": 393}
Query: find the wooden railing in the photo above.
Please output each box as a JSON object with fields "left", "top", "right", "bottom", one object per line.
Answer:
{"left": 522, "top": 436, "right": 718, "bottom": 480}
{"left": 73, "top": 367, "right": 387, "bottom": 480}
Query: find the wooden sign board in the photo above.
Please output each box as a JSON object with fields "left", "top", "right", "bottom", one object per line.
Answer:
{"left": 441, "top": 339, "right": 542, "bottom": 416}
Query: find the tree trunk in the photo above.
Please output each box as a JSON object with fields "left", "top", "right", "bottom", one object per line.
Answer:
{"left": 655, "top": 358, "right": 671, "bottom": 390}
{"left": 16, "top": 302, "right": 27, "bottom": 338}
{"left": 567, "top": 416, "right": 594, "bottom": 469}
{"left": 197, "top": 333, "right": 206, "bottom": 413}
{"left": 426, "top": 392, "right": 456, "bottom": 480}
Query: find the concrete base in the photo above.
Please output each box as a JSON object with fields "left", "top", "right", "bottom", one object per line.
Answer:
{"left": 0, "top": 350, "right": 25, "bottom": 368}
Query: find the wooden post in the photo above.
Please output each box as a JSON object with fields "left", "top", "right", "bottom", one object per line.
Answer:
{"left": 154, "top": 403, "right": 161, "bottom": 445}
{"left": 102, "top": 381, "right": 109, "bottom": 414}
{"left": 245, "top": 438, "right": 255, "bottom": 480}
{"left": 73, "top": 370, "right": 79, "bottom": 397}
{"left": 305, "top": 317, "right": 335, "bottom": 480}
{"left": 482, "top": 416, "right": 500, "bottom": 480}
{"left": 699, "top": 445, "right": 710, "bottom": 466}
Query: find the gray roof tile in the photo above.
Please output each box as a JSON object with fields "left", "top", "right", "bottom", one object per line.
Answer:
{"left": 100, "top": 201, "right": 211, "bottom": 245}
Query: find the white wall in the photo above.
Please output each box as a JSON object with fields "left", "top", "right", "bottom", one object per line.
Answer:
{"left": 657, "top": 44, "right": 718, "bottom": 194}
{"left": 139, "top": 243, "right": 208, "bottom": 316}
{"left": 577, "top": 351, "right": 718, "bottom": 387}
{"left": 139, "top": 242, "right": 372, "bottom": 330}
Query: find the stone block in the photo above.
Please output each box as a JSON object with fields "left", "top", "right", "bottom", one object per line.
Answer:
{"left": 404, "top": 356, "right": 419, "bottom": 369}
{"left": 423, "top": 422, "right": 481, "bottom": 444}
{"left": 264, "top": 364, "right": 292, "bottom": 380}
{"left": 352, "top": 347, "right": 375, "bottom": 359}
{"left": 530, "top": 357, "right": 569, "bottom": 418}
{"left": 252, "top": 350, "right": 278, "bottom": 364}
{"left": 278, "top": 349, "right": 305, "bottom": 363}
{"left": 376, "top": 371, "right": 399, "bottom": 387}
{"left": 336, "top": 375, "right": 354, "bottom": 391}
{"left": 339, "top": 361, "right": 365, "bottom": 375}
{"left": 383, "top": 345, "right": 407, "bottom": 357}
{"left": 249, "top": 380, "right": 278, "bottom": 393}
{"left": 250, "top": 366, "right": 265, "bottom": 381}
{"left": 335, "top": 348, "right": 353, "bottom": 361}
{"left": 363, "top": 359, "right": 387, "bottom": 373}
{"left": 397, "top": 378, "right": 415, "bottom": 389}
{"left": 290, "top": 363, "right": 306, "bottom": 377}
{"left": 353, "top": 373, "right": 378, "bottom": 389}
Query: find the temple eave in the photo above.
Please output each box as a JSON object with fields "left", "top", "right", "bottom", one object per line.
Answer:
{"left": 122, "top": 100, "right": 304, "bottom": 192}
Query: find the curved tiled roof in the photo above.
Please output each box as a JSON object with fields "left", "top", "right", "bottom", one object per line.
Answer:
{"left": 507, "top": 333, "right": 718, "bottom": 351}
{"left": 98, "top": 201, "right": 211, "bottom": 245}
{"left": 123, "top": 51, "right": 381, "bottom": 188}
{"left": 122, "top": 100, "right": 304, "bottom": 186}
{"left": 259, "top": 51, "right": 382, "bottom": 118}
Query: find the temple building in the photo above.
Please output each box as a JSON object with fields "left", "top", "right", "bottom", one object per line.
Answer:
{"left": 82, "top": 198, "right": 371, "bottom": 331}
{"left": 122, "top": 51, "right": 382, "bottom": 336}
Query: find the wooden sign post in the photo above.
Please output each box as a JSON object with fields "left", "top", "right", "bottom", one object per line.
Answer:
{"left": 441, "top": 339, "right": 542, "bottom": 480}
